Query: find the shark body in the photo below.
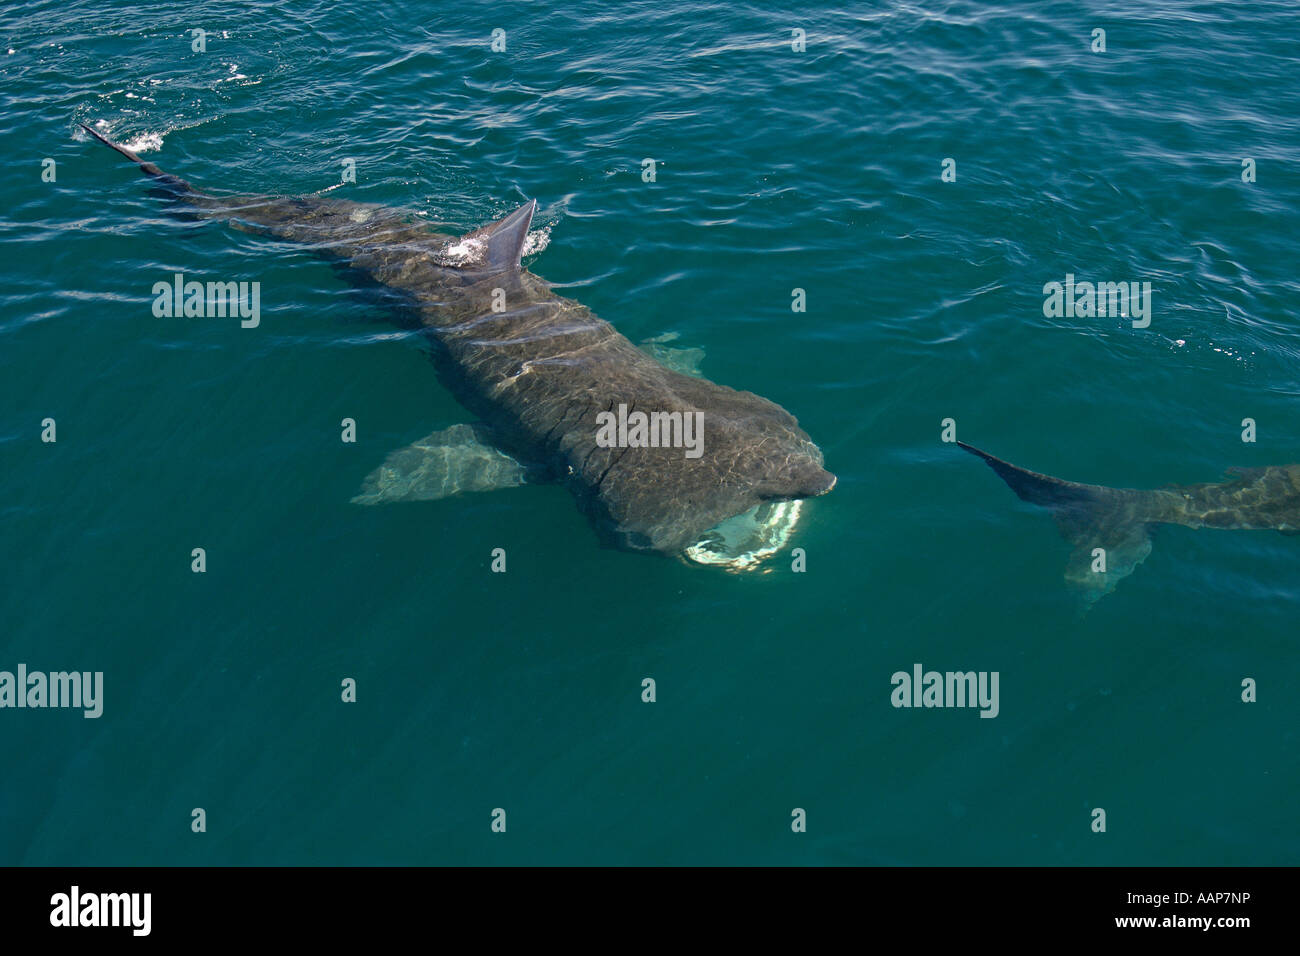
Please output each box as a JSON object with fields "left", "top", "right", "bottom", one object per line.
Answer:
{"left": 961, "top": 441, "right": 1300, "bottom": 607}
{"left": 82, "top": 124, "right": 834, "bottom": 566}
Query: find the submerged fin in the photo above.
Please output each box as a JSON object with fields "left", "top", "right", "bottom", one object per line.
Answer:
{"left": 352, "top": 423, "right": 537, "bottom": 504}
{"left": 959, "top": 442, "right": 1154, "bottom": 610}
{"left": 456, "top": 199, "right": 537, "bottom": 271}
{"left": 639, "top": 332, "right": 706, "bottom": 377}
{"left": 1063, "top": 520, "right": 1153, "bottom": 611}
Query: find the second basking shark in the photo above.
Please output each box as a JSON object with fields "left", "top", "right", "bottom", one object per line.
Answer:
{"left": 960, "top": 441, "right": 1300, "bottom": 607}
{"left": 81, "top": 124, "right": 835, "bottom": 568}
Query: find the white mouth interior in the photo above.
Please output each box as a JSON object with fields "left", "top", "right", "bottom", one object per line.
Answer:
{"left": 683, "top": 499, "right": 804, "bottom": 571}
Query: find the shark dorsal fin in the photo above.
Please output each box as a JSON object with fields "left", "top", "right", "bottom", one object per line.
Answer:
{"left": 457, "top": 199, "right": 537, "bottom": 272}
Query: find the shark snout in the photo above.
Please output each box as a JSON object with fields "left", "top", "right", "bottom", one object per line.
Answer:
{"left": 791, "top": 464, "right": 836, "bottom": 499}
{"left": 758, "top": 465, "right": 836, "bottom": 501}
{"left": 805, "top": 469, "right": 836, "bottom": 497}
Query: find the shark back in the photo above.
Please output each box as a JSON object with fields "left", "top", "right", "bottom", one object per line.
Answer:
{"left": 1170, "top": 465, "right": 1300, "bottom": 531}
{"left": 406, "top": 263, "right": 833, "bottom": 553}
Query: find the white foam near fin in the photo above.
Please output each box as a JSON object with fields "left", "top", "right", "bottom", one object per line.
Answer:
{"left": 434, "top": 236, "right": 486, "bottom": 267}
{"left": 121, "top": 130, "right": 164, "bottom": 153}
{"left": 683, "top": 500, "right": 803, "bottom": 571}
{"left": 521, "top": 226, "right": 551, "bottom": 257}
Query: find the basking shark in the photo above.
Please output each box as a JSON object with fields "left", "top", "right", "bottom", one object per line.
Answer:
{"left": 81, "top": 124, "right": 835, "bottom": 568}
{"left": 960, "top": 441, "right": 1300, "bottom": 607}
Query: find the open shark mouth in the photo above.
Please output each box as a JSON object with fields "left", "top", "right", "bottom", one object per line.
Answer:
{"left": 682, "top": 499, "right": 804, "bottom": 571}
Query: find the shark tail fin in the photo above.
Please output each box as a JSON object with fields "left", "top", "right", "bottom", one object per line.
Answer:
{"left": 459, "top": 199, "right": 537, "bottom": 272}
{"left": 958, "top": 442, "right": 1154, "bottom": 610}
{"left": 79, "top": 122, "right": 200, "bottom": 200}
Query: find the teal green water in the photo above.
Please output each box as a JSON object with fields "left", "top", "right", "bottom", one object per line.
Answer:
{"left": 2, "top": 0, "right": 1297, "bottom": 865}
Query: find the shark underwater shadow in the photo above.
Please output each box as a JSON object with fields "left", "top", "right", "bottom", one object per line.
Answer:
{"left": 959, "top": 441, "right": 1300, "bottom": 610}
{"left": 81, "top": 124, "right": 835, "bottom": 570}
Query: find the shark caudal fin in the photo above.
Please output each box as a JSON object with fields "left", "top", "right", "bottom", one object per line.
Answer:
{"left": 958, "top": 442, "right": 1154, "bottom": 610}
{"left": 79, "top": 123, "right": 202, "bottom": 201}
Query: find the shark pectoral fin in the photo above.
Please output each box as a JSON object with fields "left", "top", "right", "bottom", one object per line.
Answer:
{"left": 351, "top": 423, "right": 536, "bottom": 505}
{"left": 1061, "top": 520, "right": 1153, "bottom": 611}
{"left": 639, "top": 333, "right": 706, "bottom": 377}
